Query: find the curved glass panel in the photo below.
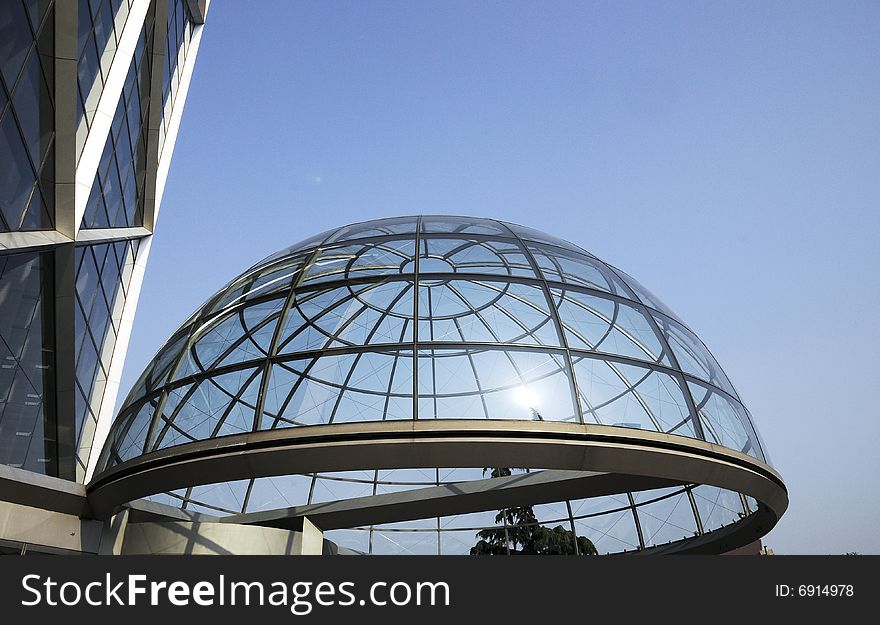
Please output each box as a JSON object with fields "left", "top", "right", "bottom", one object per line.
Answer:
{"left": 554, "top": 288, "right": 669, "bottom": 364}
{"left": 529, "top": 244, "right": 632, "bottom": 296}
{"left": 572, "top": 356, "right": 695, "bottom": 437}
{"left": 419, "top": 237, "right": 536, "bottom": 278}
{"left": 688, "top": 381, "right": 764, "bottom": 461}
{"left": 261, "top": 353, "right": 414, "bottom": 428}
{"left": 652, "top": 313, "right": 737, "bottom": 397}
{"left": 325, "top": 217, "right": 418, "bottom": 243}
{"left": 120, "top": 330, "right": 189, "bottom": 409}
{"left": 419, "top": 280, "right": 560, "bottom": 346}
{"left": 173, "top": 297, "right": 284, "bottom": 381}
{"left": 609, "top": 267, "right": 682, "bottom": 322}
{"left": 503, "top": 222, "right": 586, "bottom": 253}
{"left": 251, "top": 227, "right": 338, "bottom": 269}
{"left": 275, "top": 280, "right": 414, "bottom": 354}
{"left": 421, "top": 216, "right": 512, "bottom": 236}
{"left": 206, "top": 254, "right": 306, "bottom": 316}
{"left": 633, "top": 488, "right": 699, "bottom": 545}
{"left": 302, "top": 239, "right": 415, "bottom": 285}
{"left": 692, "top": 486, "right": 746, "bottom": 532}
{"left": 153, "top": 367, "right": 262, "bottom": 450}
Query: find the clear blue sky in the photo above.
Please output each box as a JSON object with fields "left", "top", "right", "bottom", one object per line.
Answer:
{"left": 123, "top": 0, "right": 880, "bottom": 554}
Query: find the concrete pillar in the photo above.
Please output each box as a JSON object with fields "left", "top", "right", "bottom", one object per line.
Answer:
{"left": 293, "top": 516, "right": 324, "bottom": 555}
{"left": 98, "top": 507, "right": 130, "bottom": 555}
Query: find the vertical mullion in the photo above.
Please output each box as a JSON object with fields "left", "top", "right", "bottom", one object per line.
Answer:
{"left": 411, "top": 217, "right": 421, "bottom": 421}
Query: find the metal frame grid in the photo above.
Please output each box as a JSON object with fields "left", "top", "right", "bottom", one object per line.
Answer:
{"left": 94, "top": 215, "right": 777, "bottom": 555}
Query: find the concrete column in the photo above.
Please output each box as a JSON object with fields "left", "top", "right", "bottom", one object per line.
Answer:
{"left": 142, "top": 0, "right": 169, "bottom": 233}
{"left": 98, "top": 507, "right": 130, "bottom": 555}
{"left": 53, "top": 0, "right": 77, "bottom": 239}
{"left": 293, "top": 517, "right": 324, "bottom": 555}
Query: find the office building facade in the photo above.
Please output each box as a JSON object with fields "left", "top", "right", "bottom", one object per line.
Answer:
{"left": 0, "top": 0, "right": 208, "bottom": 501}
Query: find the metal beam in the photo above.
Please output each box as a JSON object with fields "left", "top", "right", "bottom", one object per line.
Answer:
{"left": 0, "top": 463, "right": 89, "bottom": 516}
{"left": 0, "top": 230, "right": 72, "bottom": 253}
{"left": 86, "top": 421, "right": 788, "bottom": 554}
{"left": 142, "top": 0, "right": 170, "bottom": 233}
{"left": 53, "top": 0, "right": 78, "bottom": 240}
{"left": 223, "top": 469, "right": 682, "bottom": 531}
{"left": 75, "top": 227, "right": 153, "bottom": 244}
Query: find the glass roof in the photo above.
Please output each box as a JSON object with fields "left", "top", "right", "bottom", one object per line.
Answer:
{"left": 95, "top": 216, "right": 768, "bottom": 554}
{"left": 102, "top": 215, "right": 763, "bottom": 468}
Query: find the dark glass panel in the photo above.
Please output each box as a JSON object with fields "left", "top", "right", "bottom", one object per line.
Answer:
{"left": 0, "top": 0, "right": 33, "bottom": 88}
{"left": 0, "top": 112, "right": 36, "bottom": 230}
{"left": 0, "top": 251, "right": 55, "bottom": 475}
{"left": 11, "top": 47, "right": 53, "bottom": 170}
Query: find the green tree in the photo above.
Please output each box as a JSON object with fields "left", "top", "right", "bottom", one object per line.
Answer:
{"left": 470, "top": 469, "right": 598, "bottom": 555}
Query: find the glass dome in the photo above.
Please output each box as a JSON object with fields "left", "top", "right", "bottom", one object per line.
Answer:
{"left": 95, "top": 215, "right": 772, "bottom": 554}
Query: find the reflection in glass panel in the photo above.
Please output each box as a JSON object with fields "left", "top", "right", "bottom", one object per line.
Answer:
{"left": 688, "top": 381, "right": 763, "bottom": 461}
{"left": 654, "top": 314, "right": 738, "bottom": 397}
{"left": 159, "top": 0, "right": 193, "bottom": 156}
{"left": 206, "top": 254, "right": 307, "bottom": 316}
{"left": 76, "top": 0, "right": 131, "bottom": 146}
{"left": 302, "top": 239, "right": 415, "bottom": 285}
{"left": 73, "top": 239, "right": 141, "bottom": 472}
{"left": 251, "top": 228, "right": 337, "bottom": 269}
{"left": 80, "top": 13, "right": 152, "bottom": 229}
{"left": 418, "top": 348, "right": 577, "bottom": 422}
{"left": 0, "top": 112, "right": 39, "bottom": 230}
{"left": 505, "top": 222, "right": 585, "bottom": 252}
{"left": 121, "top": 330, "right": 189, "bottom": 408}
{"left": 100, "top": 395, "right": 159, "bottom": 469}
{"left": 573, "top": 356, "right": 695, "bottom": 437}
{"left": 554, "top": 288, "right": 669, "bottom": 364}
{"left": 0, "top": 0, "right": 54, "bottom": 232}
{"left": 325, "top": 216, "right": 418, "bottom": 243}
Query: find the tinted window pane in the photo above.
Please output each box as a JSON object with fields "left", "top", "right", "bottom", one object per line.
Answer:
{"left": 0, "top": 251, "right": 55, "bottom": 474}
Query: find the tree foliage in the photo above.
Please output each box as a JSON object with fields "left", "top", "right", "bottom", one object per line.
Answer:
{"left": 470, "top": 469, "right": 598, "bottom": 556}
